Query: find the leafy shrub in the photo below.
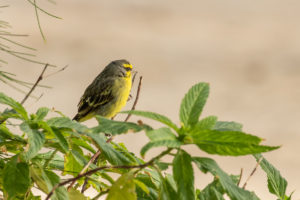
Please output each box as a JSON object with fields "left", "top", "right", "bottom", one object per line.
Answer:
{"left": 0, "top": 82, "right": 291, "bottom": 200}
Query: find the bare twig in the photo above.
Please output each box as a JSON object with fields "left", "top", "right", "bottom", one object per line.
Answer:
{"left": 124, "top": 76, "right": 142, "bottom": 122}
{"left": 44, "top": 65, "right": 68, "bottom": 78}
{"left": 46, "top": 148, "right": 172, "bottom": 200}
{"left": 237, "top": 168, "right": 243, "bottom": 187}
{"left": 20, "top": 64, "right": 48, "bottom": 105}
{"left": 242, "top": 157, "right": 263, "bottom": 189}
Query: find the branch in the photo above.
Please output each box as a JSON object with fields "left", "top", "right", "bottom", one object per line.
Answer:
{"left": 20, "top": 63, "right": 48, "bottom": 105}
{"left": 242, "top": 157, "right": 263, "bottom": 189}
{"left": 46, "top": 148, "right": 172, "bottom": 200}
{"left": 124, "top": 76, "right": 142, "bottom": 122}
{"left": 237, "top": 168, "right": 243, "bottom": 187}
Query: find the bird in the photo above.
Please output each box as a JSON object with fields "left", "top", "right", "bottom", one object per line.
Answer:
{"left": 73, "top": 59, "right": 133, "bottom": 122}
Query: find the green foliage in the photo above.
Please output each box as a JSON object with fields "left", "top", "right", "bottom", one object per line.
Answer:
{"left": 254, "top": 154, "right": 291, "bottom": 200}
{"left": 0, "top": 82, "right": 291, "bottom": 200}
{"left": 173, "top": 150, "right": 195, "bottom": 200}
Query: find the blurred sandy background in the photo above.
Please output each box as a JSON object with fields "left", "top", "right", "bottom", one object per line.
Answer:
{"left": 1, "top": 0, "right": 300, "bottom": 199}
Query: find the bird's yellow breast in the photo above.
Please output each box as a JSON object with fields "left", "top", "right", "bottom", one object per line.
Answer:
{"left": 107, "top": 76, "right": 132, "bottom": 118}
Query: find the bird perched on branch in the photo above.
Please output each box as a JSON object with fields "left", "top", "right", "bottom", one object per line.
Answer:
{"left": 73, "top": 59, "right": 133, "bottom": 122}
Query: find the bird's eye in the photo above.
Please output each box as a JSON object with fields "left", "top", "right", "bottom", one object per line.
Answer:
{"left": 124, "top": 67, "right": 132, "bottom": 71}
{"left": 122, "top": 63, "right": 132, "bottom": 71}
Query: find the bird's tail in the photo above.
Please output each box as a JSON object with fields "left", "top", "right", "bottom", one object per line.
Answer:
{"left": 72, "top": 114, "right": 81, "bottom": 121}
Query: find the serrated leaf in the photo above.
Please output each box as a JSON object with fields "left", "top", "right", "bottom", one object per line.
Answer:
{"left": 141, "top": 140, "right": 182, "bottom": 157}
{"left": 84, "top": 132, "right": 131, "bottom": 165}
{"left": 141, "top": 127, "right": 181, "bottom": 156}
{"left": 173, "top": 150, "right": 195, "bottom": 200}
{"left": 179, "top": 82, "right": 209, "bottom": 127}
{"left": 52, "top": 127, "right": 69, "bottom": 152}
{"left": 47, "top": 117, "right": 88, "bottom": 133}
{"left": 194, "top": 116, "right": 218, "bottom": 130}
{"left": 35, "top": 107, "right": 49, "bottom": 121}
{"left": 190, "top": 130, "right": 279, "bottom": 156}
{"left": 93, "top": 116, "right": 151, "bottom": 135}
{"left": 146, "top": 127, "right": 177, "bottom": 141}
{"left": 20, "top": 122, "right": 45, "bottom": 160}
{"left": 3, "top": 156, "right": 31, "bottom": 199}
{"left": 121, "top": 110, "right": 178, "bottom": 131}
{"left": 193, "top": 157, "right": 260, "bottom": 200}
{"left": 107, "top": 172, "right": 137, "bottom": 200}
{"left": 0, "top": 92, "right": 28, "bottom": 120}
{"left": 190, "top": 130, "right": 261, "bottom": 144}
{"left": 254, "top": 154, "right": 288, "bottom": 200}
{"left": 213, "top": 121, "right": 243, "bottom": 131}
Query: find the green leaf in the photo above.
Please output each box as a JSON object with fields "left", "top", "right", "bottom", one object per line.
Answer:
{"left": 141, "top": 127, "right": 182, "bottom": 156}
{"left": 30, "top": 164, "right": 69, "bottom": 200}
{"left": 93, "top": 116, "right": 151, "bottom": 135}
{"left": 47, "top": 117, "right": 88, "bottom": 132}
{"left": 134, "top": 179, "right": 150, "bottom": 195}
{"left": 194, "top": 116, "right": 218, "bottom": 130}
{"left": 190, "top": 130, "right": 279, "bottom": 156}
{"left": 32, "top": 151, "right": 64, "bottom": 170}
{"left": 3, "top": 156, "right": 31, "bottom": 199}
{"left": 173, "top": 150, "right": 195, "bottom": 200}
{"left": 107, "top": 172, "right": 137, "bottom": 200}
{"left": 213, "top": 121, "right": 243, "bottom": 131}
{"left": 141, "top": 140, "right": 182, "bottom": 157}
{"left": 0, "top": 92, "right": 28, "bottom": 120}
{"left": 20, "top": 122, "right": 45, "bottom": 160}
{"left": 71, "top": 137, "right": 96, "bottom": 153}
{"left": 197, "top": 180, "right": 225, "bottom": 200}
{"left": 0, "top": 123, "right": 14, "bottom": 139}
{"left": 68, "top": 188, "right": 88, "bottom": 200}
{"left": 121, "top": 110, "right": 178, "bottom": 131}
{"left": 52, "top": 127, "right": 69, "bottom": 153}
{"left": 135, "top": 173, "right": 159, "bottom": 200}
{"left": 159, "top": 175, "right": 178, "bottom": 200}
{"left": 193, "top": 157, "right": 260, "bottom": 200}
{"left": 35, "top": 107, "right": 49, "bottom": 121}
{"left": 179, "top": 82, "right": 209, "bottom": 127}
{"left": 146, "top": 127, "right": 177, "bottom": 141}
{"left": 254, "top": 154, "right": 288, "bottom": 200}
{"left": 45, "top": 170, "right": 69, "bottom": 200}
{"left": 84, "top": 132, "right": 131, "bottom": 165}
{"left": 64, "top": 152, "right": 83, "bottom": 176}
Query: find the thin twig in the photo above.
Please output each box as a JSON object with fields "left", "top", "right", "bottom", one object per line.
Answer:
{"left": 67, "top": 150, "right": 102, "bottom": 190}
{"left": 124, "top": 76, "right": 142, "bottom": 122}
{"left": 20, "top": 64, "right": 48, "bottom": 105}
{"left": 43, "top": 65, "right": 69, "bottom": 78}
{"left": 46, "top": 148, "right": 172, "bottom": 200}
{"left": 242, "top": 157, "right": 263, "bottom": 189}
{"left": 237, "top": 168, "right": 243, "bottom": 187}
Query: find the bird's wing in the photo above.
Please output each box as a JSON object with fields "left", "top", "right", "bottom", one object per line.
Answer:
{"left": 76, "top": 78, "right": 115, "bottom": 117}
